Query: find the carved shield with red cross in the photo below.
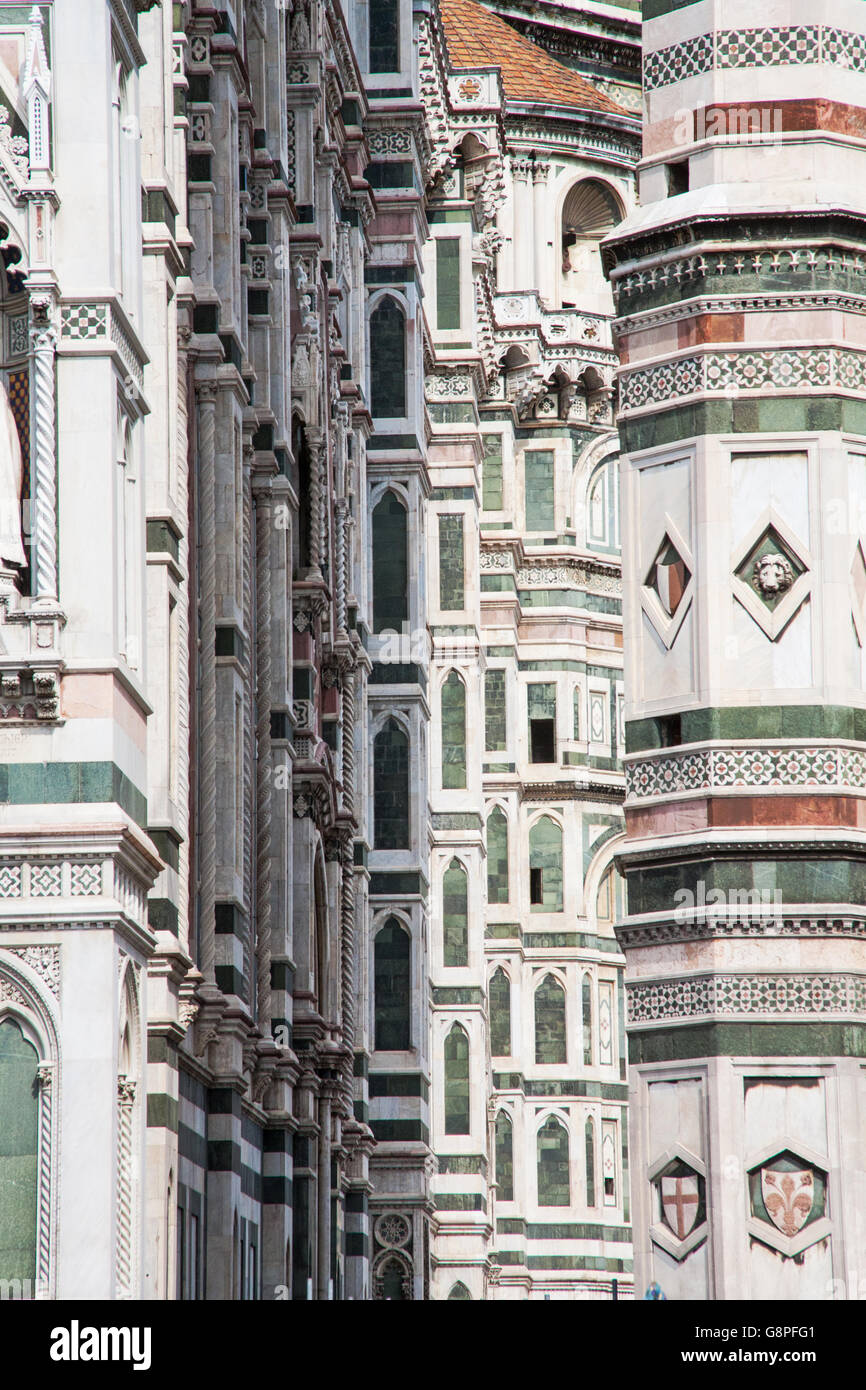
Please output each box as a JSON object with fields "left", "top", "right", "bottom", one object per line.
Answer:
{"left": 761, "top": 1168, "right": 813, "bottom": 1238}
{"left": 661, "top": 1174, "right": 700, "bottom": 1240}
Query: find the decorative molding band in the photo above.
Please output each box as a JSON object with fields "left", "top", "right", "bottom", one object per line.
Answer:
{"left": 625, "top": 744, "right": 866, "bottom": 802}
{"left": 617, "top": 914, "right": 866, "bottom": 948}
{"left": 516, "top": 562, "right": 622, "bottom": 596}
{"left": 627, "top": 971, "right": 866, "bottom": 1025}
{"left": 644, "top": 25, "right": 866, "bottom": 93}
{"left": 612, "top": 247, "right": 866, "bottom": 308}
{"left": 619, "top": 346, "right": 866, "bottom": 414}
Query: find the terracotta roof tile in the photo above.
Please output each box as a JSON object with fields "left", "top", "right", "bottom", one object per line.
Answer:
{"left": 438, "top": 0, "right": 628, "bottom": 115}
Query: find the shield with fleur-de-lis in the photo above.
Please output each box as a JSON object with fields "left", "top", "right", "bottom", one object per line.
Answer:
{"left": 761, "top": 1167, "right": 814, "bottom": 1237}
{"left": 661, "top": 1174, "right": 700, "bottom": 1240}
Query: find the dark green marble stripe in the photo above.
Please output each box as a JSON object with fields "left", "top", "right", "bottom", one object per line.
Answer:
{"left": 629, "top": 1022, "right": 866, "bottom": 1063}
{"left": 643, "top": 0, "right": 700, "bottom": 16}
{"left": 627, "top": 704, "right": 866, "bottom": 753}
{"left": 627, "top": 859, "right": 866, "bottom": 915}
{"left": 621, "top": 397, "right": 866, "bottom": 454}
{"left": 0, "top": 761, "right": 146, "bottom": 826}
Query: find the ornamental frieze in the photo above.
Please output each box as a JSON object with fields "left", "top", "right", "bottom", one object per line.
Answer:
{"left": 516, "top": 561, "right": 622, "bottom": 595}
{"left": 625, "top": 744, "right": 866, "bottom": 800}
{"left": 627, "top": 972, "right": 866, "bottom": 1024}
{"left": 618, "top": 915, "right": 866, "bottom": 948}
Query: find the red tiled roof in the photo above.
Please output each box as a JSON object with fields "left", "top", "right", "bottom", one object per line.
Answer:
{"left": 438, "top": 0, "right": 628, "bottom": 115}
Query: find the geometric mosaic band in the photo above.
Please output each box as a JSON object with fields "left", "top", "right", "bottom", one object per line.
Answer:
{"left": 619, "top": 347, "right": 866, "bottom": 415}
{"left": 625, "top": 745, "right": 866, "bottom": 801}
{"left": 626, "top": 972, "right": 866, "bottom": 1025}
{"left": 644, "top": 26, "right": 866, "bottom": 93}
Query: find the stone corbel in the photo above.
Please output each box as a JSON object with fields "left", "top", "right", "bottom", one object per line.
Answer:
{"left": 192, "top": 980, "right": 228, "bottom": 1059}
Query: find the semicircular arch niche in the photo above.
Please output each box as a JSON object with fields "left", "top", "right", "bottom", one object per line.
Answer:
{"left": 373, "top": 1248, "right": 413, "bottom": 1301}
{"left": 561, "top": 179, "right": 623, "bottom": 239}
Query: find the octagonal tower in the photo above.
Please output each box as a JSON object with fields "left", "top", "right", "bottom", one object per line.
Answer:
{"left": 606, "top": 0, "right": 866, "bottom": 1299}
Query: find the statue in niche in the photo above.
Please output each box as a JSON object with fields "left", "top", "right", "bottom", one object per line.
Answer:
{"left": 0, "top": 376, "right": 25, "bottom": 572}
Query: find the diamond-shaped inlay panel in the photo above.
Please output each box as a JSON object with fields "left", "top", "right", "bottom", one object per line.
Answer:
{"left": 648, "top": 535, "right": 691, "bottom": 617}
{"left": 0, "top": 864, "right": 21, "bottom": 897}
{"left": 70, "top": 863, "right": 102, "bottom": 896}
{"left": 735, "top": 525, "right": 805, "bottom": 611}
{"left": 30, "top": 863, "right": 62, "bottom": 897}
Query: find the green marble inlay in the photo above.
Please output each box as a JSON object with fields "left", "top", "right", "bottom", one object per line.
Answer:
{"left": 626, "top": 704, "right": 866, "bottom": 753}
{"left": 495, "top": 1109, "right": 514, "bottom": 1200}
{"left": 535, "top": 974, "right": 567, "bottom": 1065}
{"left": 442, "top": 859, "right": 468, "bottom": 967}
{"left": 484, "top": 669, "right": 507, "bottom": 752}
{"left": 620, "top": 397, "right": 866, "bottom": 455}
{"left": 482, "top": 434, "right": 504, "bottom": 511}
{"left": 0, "top": 1019, "right": 37, "bottom": 1285}
{"left": 0, "top": 760, "right": 146, "bottom": 826}
{"left": 438, "top": 513, "right": 465, "bottom": 610}
{"left": 629, "top": 1023, "right": 866, "bottom": 1064}
{"left": 530, "top": 815, "right": 563, "bottom": 913}
{"left": 436, "top": 237, "right": 461, "bottom": 331}
{"left": 444, "top": 1025, "right": 470, "bottom": 1134}
{"left": 441, "top": 671, "right": 467, "bottom": 789}
{"left": 486, "top": 806, "right": 509, "bottom": 904}
{"left": 627, "top": 858, "right": 866, "bottom": 915}
{"left": 525, "top": 449, "right": 555, "bottom": 532}
{"left": 489, "top": 968, "right": 511, "bottom": 1056}
{"left": 537, "top": 1115, "right": 570, "bottom": 1207}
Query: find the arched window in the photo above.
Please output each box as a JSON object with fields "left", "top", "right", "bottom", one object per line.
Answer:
{"left": 438, "top": 513, "right": 465, "bottom": 610}
{"left": 596, "top": 864, "right": 624, "bottom": 927}
{"left": 586, "top": 457, "right": 620, "bottom": 553}
{"left": 441, "top": 672, "right": 466, "bottom": 789}
{"left": 535, "top": 974, "right": 566, "bottom": 1065}
{"left": 560, "top": 179, "right": 621, "bottom": 311}
{"left": 486, "top": 806, "right": 509, "bottom": 904}
{"left": 373, "top": 719, "right": 409, "bottom": 849}
{"left": 583, "top": 974, "right": 593, "bottom": 1067}
{"left": 495, "top": 1110, "right": 514, "bottom": 1201}
{"left": 0, "top": 1017, "right": 38, "bottom": 1284}
{"left": 372, "top": 491, "right": 408, "bottom": 633}
{"left": 537, "top": 1115, "right": 570, "bottom": 1207}
{"left": 603, "top": 1130, "right": 617, "bottom": 1203}
{"left": 444, "top": 1024, "right": 470, "bottom": 1134}
{"left": 369, "top": 0, "right": 399, "bottom": 73}
{"left": 374, "top": 918, "right": 411, "bottom": 1051}
{"left": 484, "top": 670, "right": 506, "bottom": 752}
{"left": 489, "top": 967, "right": 511, "bottom": 1057}
{"left": 442, "top": 859, "right": 468, "bottom": 967}
{"left": 370, "top": 297, "right": 406, "bottom": 418}
{"left": 381, "top": 1254, "right": 409, "bottom": 1300}
{"left": 292, "top": 415, "right": 313, "bottom": 572}
{"left": 529, "top": 816, "right": 563, "bottom": 913}
{"left": 447, "top": 1280, "right": 472, "bottom": 1300}
{"left": 585, "top": 1117, "right": 596, "bottom": 1208}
